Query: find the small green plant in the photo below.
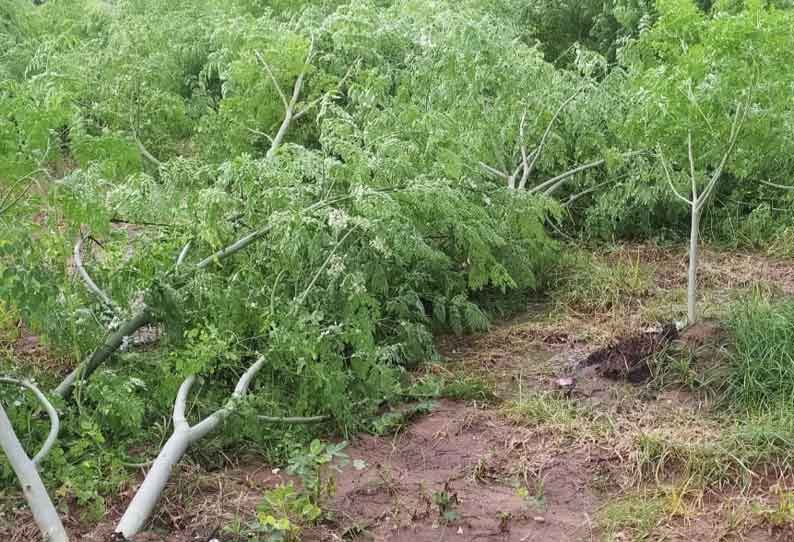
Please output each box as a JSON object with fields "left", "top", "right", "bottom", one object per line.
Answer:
{"left": 256, "top": 483, "right": 322, "bottom": 542}
{"left": 517, "top": 477, "right": 546, "bottom": 510}
{"left": 287, "top": 439, "right": 349, "bottom": 508}
{"left": 252, "top": 440, "right": 349, "bottom": 541}
{"left": 370, "top": 401, "right": 436, "bottom": 436}
{"left": 432, "top": 484, "right": 460, "bottom": 524}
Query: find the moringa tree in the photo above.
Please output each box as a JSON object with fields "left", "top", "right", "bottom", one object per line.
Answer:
{"left": 659, "top": 101, "right": 749, "bottom": 324}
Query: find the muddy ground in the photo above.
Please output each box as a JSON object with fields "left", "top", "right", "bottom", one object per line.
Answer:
{"left": 4, "top": 244, "right": 794, "bottom": 542}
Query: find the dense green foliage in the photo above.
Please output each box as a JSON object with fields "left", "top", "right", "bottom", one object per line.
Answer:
{"left": 727, "top": 295, "right": 794, "bottom": 411}
{"left": 1, "top": 0, "right": 794, "bottom": 521}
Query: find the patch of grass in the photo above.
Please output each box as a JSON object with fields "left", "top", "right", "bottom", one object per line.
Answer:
{"left": 726, "top": 293, "right": 794, "bottom": 410}
{"left": 504, "top": 392, "right": 581, "bottom": 429}
{"left": 552, "top": 249, "right": 653, "bottom": 314}
{"left": 407, "top": 371, "right": 496, "bottom": 402}
{"left": 627, "top": 409, "right": 794, "bottom": 490}
{"left": 598, "top": 493, "right": 666, "bottom": 541}
{"left": 503, "top": 391, "right": 612, "bottom": 439}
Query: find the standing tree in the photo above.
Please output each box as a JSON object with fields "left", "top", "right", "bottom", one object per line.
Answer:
{"left": 659, "top": 101, "right": 749, "bottom": 323}
{"left": 620, "top": 0, "right": 794, "bottom": 322}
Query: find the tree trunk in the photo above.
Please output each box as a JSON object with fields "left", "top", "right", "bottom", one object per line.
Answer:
{"left": 54, "top": 308, "right": 152, "bottom": 399}
{"left": 687, "top": 209, "right": 700, "bottom": 324}
{"left": 114, "top": 427, "right": 191, "bottom": 538}
{"left": 0, "top": 404, "right": 69, "bottom": 542}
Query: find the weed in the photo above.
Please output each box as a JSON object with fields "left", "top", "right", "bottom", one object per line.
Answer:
{"left": 255, "top": 482, "right": 322, "bottom": 542}
{"left": 598, "top": 494, "right": 666, "bottom": 541}
{"left": 249, "top": 440, "right": 349, "bottom": 541}
{"left": 432, "top": 483, "right": 460, "bottom": 524}
{"left": 286, "top": 439, "right": 349, "bottom": 507}
{"left": 552, "top": 249, "right": 653, "bottom": 314}
{"left": 370, "top": 401, "right": 436, "bottom": 436}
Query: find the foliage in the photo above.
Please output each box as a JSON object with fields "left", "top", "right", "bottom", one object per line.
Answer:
{"left": 2, "top": 0, "right": 794, "bottom": 524}
{"left": 369, "top": 401, "right": 436, "bottom": 436}
{"left": 726, "top": 294, "right": 794, "bottom": 411}
{"left": 253, "top": 440, "right": 348, "bottom": 541}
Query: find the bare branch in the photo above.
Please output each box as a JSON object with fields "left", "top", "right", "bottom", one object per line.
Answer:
{"left": 658, "top": 149, "right": 692, "bottom": 205}
{"left": 54, "top": 308, "right": 153, "bottom": 399}
{"left": 172, "top": 375, "right": 195, "bottom": 427}
{"left": 0, "top": 378, "right": 59, "bottom": 466}
{"left": 134, "top": 133, "right": 163, "bottom": 168}
{"left": 0, "top": 168, "right": 45, "bottom": 217}
{"left": 115, "top": 355, "right": 267, "bottom": 538}
{"left": 293, "top": 61, "right": 356, "bottom": 122}
{"left": 265, "top": 36, "right": 316, "bottom": 159}
{"left": 295, "top": 224, "right": 359, "bottom": 307}
{"left": 696, "top": 98, "right": 750, "bottom": 213}
{"left": 531, "top": 158, "right": 606, "bottom": 196}
{"left": 246, "top": 126, "right": 274, "bottom": 144}
{"left": 0, "top": 391, "right": 68, "bottom": 542}
{"left": 519, "top": 87, "right": 584, "bottom": 190}
{"left": 562, "top": 180, "right": 612, "bottom": 208}
{"left": 255, "top": 50, "right": 290, "bottom": 111}
{"left": 195, "top": 193, "right": 357, "bottom": 270}
{"left": 74, "top": 235, "right": 116, "bottom": 309}
{"left": 516, "top": 109, "right": 531, "bottom": 190}
{"left": 688, "top": 131, "right": 697, "bottom": 201}
{"left": 761, "top": 179, "right": 794, "bottom": 191}
{"left": 258, "top": 414, "right": 329, "bottom": 424}
{"left": 479, "top": 161, "right": 509, "bottom": 180}
{"left": 175, "top": 241, "right": 192, "bottom": 268}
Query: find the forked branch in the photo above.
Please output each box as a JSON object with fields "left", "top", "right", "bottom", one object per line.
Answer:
{"left": 74, "top": 235, "right": 117, "bottom": 311}
{"left": 256, "top": 36, "right": 316, "bottom": 158}
{"left": 114, "top": 354, "right": 326, "bottom": 538}
{"left": 0, "top": 379, "right": 67, "bottom": 542}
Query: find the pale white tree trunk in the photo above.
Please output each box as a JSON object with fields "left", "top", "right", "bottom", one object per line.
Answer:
{"left": 687, "top": 209, "right": 700, "bottom": 324}
{"left": 0, "top": 402, "right": 68, "bottom": 542}
{"left": 115, "top": 357, "right": 266, "bottom": 538}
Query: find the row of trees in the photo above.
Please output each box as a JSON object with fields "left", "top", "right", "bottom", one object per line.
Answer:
{"left": 1, "top": 0, "right": 793, "bottom": 539}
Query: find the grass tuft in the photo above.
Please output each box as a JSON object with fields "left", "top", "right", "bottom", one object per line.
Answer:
{"left": 726, "top": 293, "right": 794, "bottom": 411}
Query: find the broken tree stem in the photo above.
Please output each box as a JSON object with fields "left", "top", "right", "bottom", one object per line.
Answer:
{"left": 74, "top": 235, "right": 116, "bottom": 310}
{"left": 0, "top": 378, "right": 59, "bottom": 465}
{"left": 54, "top": 308, "right": 153, "bottom": 399}
{"left": 115, "top": 356, "right": 266, "bottom": 538}
{"left": 0, "top": 397, "right": 68, "bottom": 542}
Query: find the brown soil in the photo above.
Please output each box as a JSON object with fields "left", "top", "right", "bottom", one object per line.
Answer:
{"left": 581, "top": 323, "right": 679, "bottom": 383}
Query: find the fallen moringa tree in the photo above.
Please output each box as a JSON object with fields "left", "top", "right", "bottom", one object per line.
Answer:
{"left": 479, "top": 88, "right": 643, "bottom": 200}
{"left": 0, "top": 356, "right": 328, "bottom": 541}
{"left": 0, "top": 39, "right": 345, "bottom": 540}
{"left": 54, "top": 37, "right": 345, "bottom": 400}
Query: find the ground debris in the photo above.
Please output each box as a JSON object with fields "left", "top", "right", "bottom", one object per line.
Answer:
{"left": 580, "top": 322, "right": 680, "bottom": 383}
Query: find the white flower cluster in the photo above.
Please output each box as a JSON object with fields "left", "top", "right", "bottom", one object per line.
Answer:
{"left": 369, "top": 236, "right": 391, "bottom": 257}
{"left": 327, "top": 254, "right": 346, "bottom": 278}
{"left": 327, "top": 208, "right": 350, "bottom": 232}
